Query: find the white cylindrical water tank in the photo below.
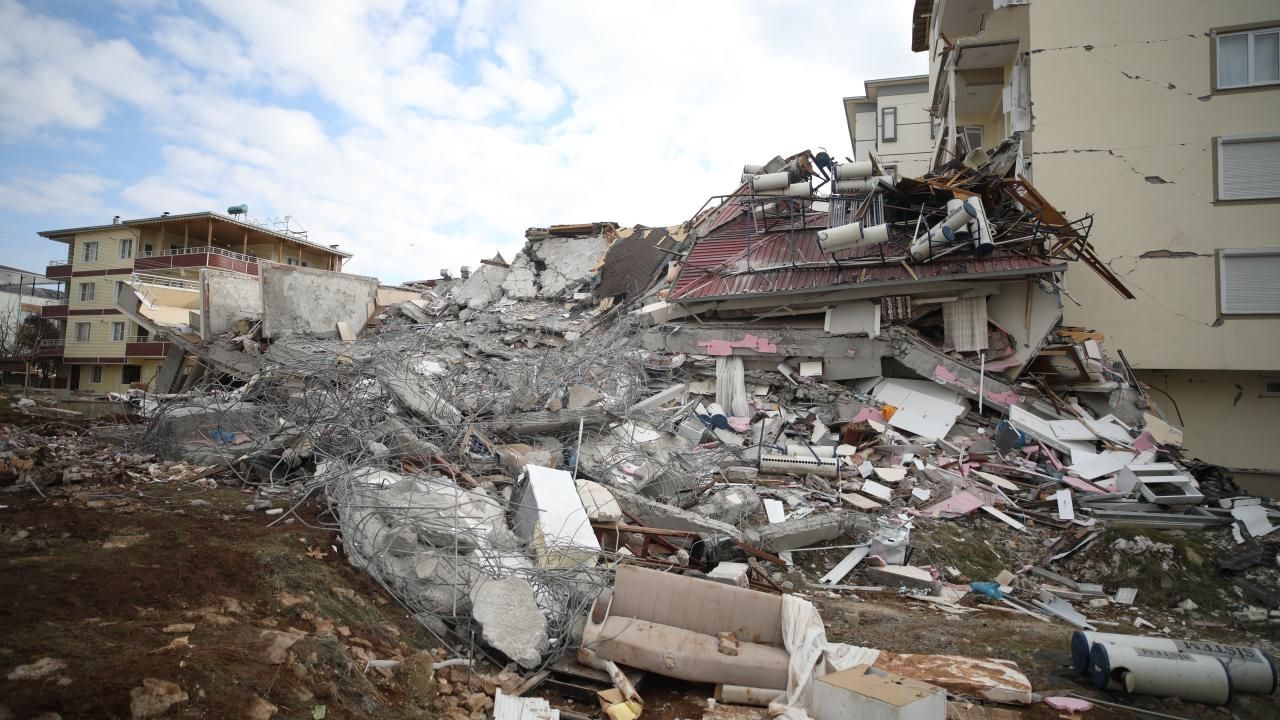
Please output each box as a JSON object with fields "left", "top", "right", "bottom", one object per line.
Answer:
{"left": 835, "top": 161, "right": 874, "bottom": 179}
{"left": 909, "top": 200, "right": 977, "bottom": 261}
{"left": 751, "top": 172, "right": 790, "bottom": 192}
{"left": 743, "top": 163, "right": 766, "bottom": 175}
{"left": 1090, "top": 643, "right": 1231, "bottom": 705}
{"left": 1073, "top": 631, "right": 1276, "bottom": 695}
{"left": 784, "top": 182, "right": 812, "bottom": 198}
{"left": 817, "top": 222, "right": 890, "bottom": 254}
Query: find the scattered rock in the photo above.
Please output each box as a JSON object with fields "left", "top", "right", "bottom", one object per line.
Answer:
{"left": 246, "top": 696, "right": 277, "bottom": 720}
{"left": 7, "top": 657, "right": 67, "bottom": 680}
{"left": 189, "top": 499, "right": 210, "bottom": 507}
{"left": 398, "top": 653, "right": 435, "bottom": 702}
{"left": 256, "top": 629, "right": 305, "bottom": 664}
{"left": 129, "top": 678, "right": 189, "bottom": 719}
{"left": 162, "top": 623, "right": 195, "bottom": 633}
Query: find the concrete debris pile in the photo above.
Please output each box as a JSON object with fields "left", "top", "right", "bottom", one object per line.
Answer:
{"left": 129, "top": 149, "right": 1277, "bottom": 718}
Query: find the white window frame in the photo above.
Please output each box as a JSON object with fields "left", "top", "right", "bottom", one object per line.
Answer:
{"left": 78, "top": 282, "right": 95, "bottom": 302}
{"left": 881, "top": 106, "right": 897, "bottom": 143}
{"left": 1216, "top": 26, "right": 1280, "bottom": 90}
{"left": 82, "top": 241, "right": 99, "bottom": 262}
{"left": 74, "top": 322, "right": 91, "bottom": 343}
{"left": 1216, "top": 133, "right": 1280, "bottom": 201}
{"left": 118, "top": 237, "right": 133, "bottom": 259}
{"left": 1218, "top": 247, "right": 1280, "bottom": 315}
{"left": 91, "top": 365, "right": 102, "bottom": 384}
{"left": 1262, "top": 376, "right": 1280, "bottom": 398}
{"left": 111, "top": 321, "right": 126, "bottom": 342}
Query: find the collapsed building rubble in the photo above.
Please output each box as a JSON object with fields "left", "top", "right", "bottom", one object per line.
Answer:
{"left": 109, "top": 148, "right": 1279, "bottom": 718}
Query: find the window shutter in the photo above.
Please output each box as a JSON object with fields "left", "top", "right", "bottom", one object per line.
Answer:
{"left": 1221, "top": 250, "right": 1280, "bottom": 314}
{"left": 1220, "top": 137, "right": 1280, "bottom": 200}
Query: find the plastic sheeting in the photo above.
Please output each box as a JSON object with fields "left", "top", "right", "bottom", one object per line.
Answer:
{"left": 770, "top": 595, "right": 880, "bottom": 720}
{"left": 716, "top": 356, "right": 751, "bottom": 417}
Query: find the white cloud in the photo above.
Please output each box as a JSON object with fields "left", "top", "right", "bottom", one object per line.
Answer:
{"left": 0, "top": 172, "right": 117, "bottom": 218}
{"left": 4, "top": 0, "right": 926, "bottom": 283}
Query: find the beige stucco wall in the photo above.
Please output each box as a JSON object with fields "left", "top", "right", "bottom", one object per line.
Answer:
{"left": 1028, "top": 0, "right": 1280, "bottom": 371}
{"left": 853, "top": 82, "right": 934, "bottom": 179}
{"left": 1137, "top": 369, "right": 1280, "bottom": 475}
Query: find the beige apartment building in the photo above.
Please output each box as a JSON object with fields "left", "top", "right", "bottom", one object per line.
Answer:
{"left": 842, "top": 75, "right": 935, "bottom": 178}
{"left": 38, "top": 212, "right": 351, "bottom": 392}
{"left": 876, "top": 0, "right": 1280, "bottom": 481}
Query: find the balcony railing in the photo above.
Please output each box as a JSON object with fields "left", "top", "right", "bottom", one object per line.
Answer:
{"left": 134, "top": 245, "right": 260, "bottom": 276}
{"left": 136, "top": 245, "right": 259, "bottom": 264}
{"left": 39, "top": 301, "right": 68, "bottom": 319}
{"left": 45, "top": 259, "right": 72, "bottom": 279}
{"left": 134, "top": 273, "right": 200, "bottom": 291}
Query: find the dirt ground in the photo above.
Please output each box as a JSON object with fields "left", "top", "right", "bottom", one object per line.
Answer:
{"left": 0, "top": 485, "right": 446, "bottom": 720}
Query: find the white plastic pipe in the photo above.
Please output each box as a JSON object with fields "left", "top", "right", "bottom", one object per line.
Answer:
{"left": 1091, "top": 643, "right": 1231, "bottom": 705}
{"left": 817, "top": 222, "right": 890, "bottom": 254}
{"left": 835, "top": 161, "right": 874, "bottom": 179}
{"left": 751, "top": 172, "right": 790, "bottom": 192}
{"left": 717, "top": 685, "right": 783, "bottom": 707}
{"left": 1073, "top": 631, "right": 1277, "bottom": 695}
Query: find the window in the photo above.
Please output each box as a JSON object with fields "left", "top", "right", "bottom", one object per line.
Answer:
{"left": 287, "top": 257, "right": 299, "bottom": 266}
{"left": 115, "top": 280, "right": 126, "bottom": 300}
{"left": 1216, "top": 26, "right": 1280, "bottom": 89}
{"left": 78, "top": 282, "right": 95, "bottom": 302}
{"left": 883, "top": 164, "right": 899, "bottom": 179}
{"left": 111, "top": 322, "right": 126, "bottom": 342}
{"left": 1218, "top": 248, "right": 1280, "bottom": 315}
{"left": 118, "top": 238, "right": 133, "bottom": 259}
{"left": 959, "top": 125, "right": 984, "bottom": 154}
{"left": 82, "top": 241, "right": 99, "bottom": 262}
{"left": 881, "top": 106, "right": 897, "bottom": 142}
{"left": 74, "top": 322, "right": 91, "bottom": 343}
{"left": 91, "top": 366, "right": 102, "bottom": 384}
{"left": 1217, "top": 134, "right": 1280, "bottom": 200}
{"left": 143, "top": 243, "right": 154, "bottom": 255}
{"left": 122, "top": 365, "right": 142, "bottom": 384}
{"left": 300, "top": 260, "right": 310, "bottom": 267}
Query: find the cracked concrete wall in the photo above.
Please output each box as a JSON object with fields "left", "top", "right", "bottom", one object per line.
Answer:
{"left": 1026, "top": 0, "right": 1280, "bottom": 372}
{"left": 201, "top": 270, "right": 262, "bottom": 340}
{"left": 1136, "top": 369, "right": 1280, "bottom": 479}
{"left": 261, "top": 264, "right": 378, "bottom": 339}
{"left": 529, "top": 235, "right": 610, "bottom": 298}
{"left": 500, "top": 253, "right": 538, "bottom": 300}
{"left": 452, "top": 263, "right": 510, "bottom": 309}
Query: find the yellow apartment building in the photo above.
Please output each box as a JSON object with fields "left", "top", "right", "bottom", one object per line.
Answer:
{"left": 38, "top": 211, "right": 351, "bottom": 392}
{"left": 885, "top": 0, "right": 1280, "bottom": 482}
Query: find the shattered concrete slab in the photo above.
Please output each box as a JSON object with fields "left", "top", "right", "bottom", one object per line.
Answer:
{"left": 470, "top": 576, "right": 550, "bottom": 669}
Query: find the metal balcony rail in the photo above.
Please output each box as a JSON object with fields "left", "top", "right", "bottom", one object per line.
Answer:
{"left": 136, "top": 245, "right": 259, "bottom": 264}
{"left": 38, "top": 338, "right": 65, "bottom": 347}
{"left": 133, "top": 273, "right": 200, "bottom": 291}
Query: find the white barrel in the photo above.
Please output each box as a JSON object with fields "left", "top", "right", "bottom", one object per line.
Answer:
{"left": 1073, "top": 631, "right": 1276, "bottom": 695}
{"left": 1091, "top": 643, "right": 1231, "bottom": 705}
{"left": 716, "top": 685, "right": 783, "bottom": 707}
{"left": 751, "top": 172, "right": 790, "bottom": 191}
{"left": 910, "top": 200, "right": 977, "bottom": 261}
{"left": 817, "top": 222, "right": 890, "bottom": 254}
{"left": 784, "top": 182, "right": 812, "bottom": 197}
{"left": 743, "top": 163, "right": 766, "bottom": 175}
{"left": 835, "top": 161, "right": 873, "bottom": 179}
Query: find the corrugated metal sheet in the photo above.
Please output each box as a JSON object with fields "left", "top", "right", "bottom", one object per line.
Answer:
{"left": 672, "top": 221, "right": 1058, "bottom": 301}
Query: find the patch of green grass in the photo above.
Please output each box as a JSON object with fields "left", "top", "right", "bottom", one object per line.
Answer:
{"left": 256, "top": 545, "right": 386, "bottom": 630}
{"left": 1081, "top": 528, "right": 1229, "bottom": 614}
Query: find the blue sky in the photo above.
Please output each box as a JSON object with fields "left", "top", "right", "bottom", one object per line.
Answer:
{"left": 0, "top": 0, "right": 924, "bottom": 283}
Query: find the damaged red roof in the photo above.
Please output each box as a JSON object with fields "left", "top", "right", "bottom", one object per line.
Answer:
{"left": 671, "top": 216, "right": 1062, "bottom": 302}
